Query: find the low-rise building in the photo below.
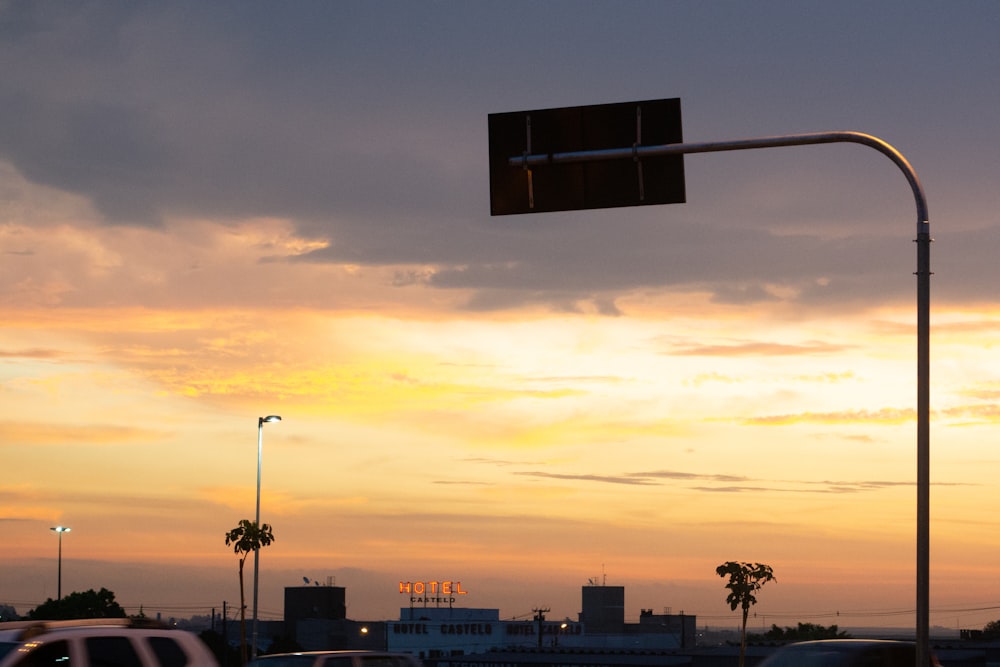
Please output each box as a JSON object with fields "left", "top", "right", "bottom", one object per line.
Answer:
{"left": 284, "top": 583, "right": 695, "bottom": 658}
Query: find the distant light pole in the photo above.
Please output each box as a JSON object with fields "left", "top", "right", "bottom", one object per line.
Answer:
{"left": 252, "top": 415, "right": 281, "bottom": 660}
{"left": 50, "top": 526, "right": 71, "bottom": 599}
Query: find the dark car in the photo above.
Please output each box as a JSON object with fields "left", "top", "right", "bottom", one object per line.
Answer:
{"left": 247, "top": 651, "right": 422, "bottom": 667}
{"left": 756, "top": 640, "right": 940, "bottom": 667}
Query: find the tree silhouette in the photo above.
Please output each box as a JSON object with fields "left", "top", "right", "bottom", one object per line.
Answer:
{"left": 226, "top": 519, "right": 274, "bottom": 665}
{"left": 27, "top": 587, "right": 127, "bottom": 620}
{"left": 716, "top": 561, "right": 776, "bottom": 667}
{"left": 757, "top": 622, "right": 849, "bottom": 641}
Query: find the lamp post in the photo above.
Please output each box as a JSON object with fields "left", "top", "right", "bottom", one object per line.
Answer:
{"left": 252, "top": 415, "right": 281, "bottom": 660}
{"left": 50, "top": 526, "right": 70, "bottom": 599}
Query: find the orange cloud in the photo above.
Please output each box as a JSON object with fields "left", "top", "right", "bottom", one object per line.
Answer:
{"left": 741, "top": 407, "right": 915, "bottom": 425}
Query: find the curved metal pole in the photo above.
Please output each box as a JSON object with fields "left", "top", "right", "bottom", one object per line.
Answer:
{"left": 512, "top": 131, "right": 927, "bottom": 233}
{"left": 512, "top": 131, "right": 931, "bottom": 665}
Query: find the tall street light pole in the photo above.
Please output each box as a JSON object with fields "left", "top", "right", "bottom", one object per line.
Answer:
{"left": 50, "top": 526, "right": 71, "bottom": 599}
{"left": 252, "top": 415, "right": 281, "bottom": 660}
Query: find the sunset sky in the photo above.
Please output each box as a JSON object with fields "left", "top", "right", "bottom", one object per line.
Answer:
{"left": 3, "top": 1, "right": 1000, "bottom": 632}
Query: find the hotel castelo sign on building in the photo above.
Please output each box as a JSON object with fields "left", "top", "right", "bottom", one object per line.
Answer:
{"left": 399, "top": 580, "right": 469, "bottom": 604}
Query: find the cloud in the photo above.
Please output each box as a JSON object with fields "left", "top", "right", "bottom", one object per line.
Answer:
{"left": 0, "top": 347, "right": 62, "bottom": 359}
{"left": 634, "top": 470, "right": 749, "bottom": 483}
{"left": 0, "top": 422, "right": 162, "bottom": 446}
{"left": 942, "top": 403, "right": 1000, "bottom": 424}
{"left": 463, "top": 457, "right": 545, "bottom": 467}
{"left": 742, "top": 408, "right": 915, "bottom": 425}
{"left": 432, "top": 480, "right": 493, "bottom": 486}
{"left": 516, "top": 471, "right": 658, "bottom": 486}
{"left": 511, "top": 467, "right": 957, "bottom": 496}
{"left": 4, "top": 3, "right": 990, "bottom": 312}
{"left": 671, "top": 339, "right": 849, "bottom": 357}
{"left": 639, "top": 471, "right": 915, "bottom": 495}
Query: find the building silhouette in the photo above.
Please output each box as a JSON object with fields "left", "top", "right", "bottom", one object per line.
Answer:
{"left": 281, "top": 582, "right": 695, "bottom": 658}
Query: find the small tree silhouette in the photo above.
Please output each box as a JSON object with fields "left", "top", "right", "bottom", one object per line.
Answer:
{"left": 226, "top": 519, "right": 274, "bottom": 665}
{"left": 716, "top": 561, "right": 775, "bottom": 667}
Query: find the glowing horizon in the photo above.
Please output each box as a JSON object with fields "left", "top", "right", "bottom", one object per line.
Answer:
{"left": 3, "top": 0, "right": 1000, "bottom": 636}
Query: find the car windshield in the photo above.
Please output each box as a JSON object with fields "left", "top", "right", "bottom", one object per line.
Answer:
{"left": 0, "top": 642, "right": 21, "bottom": 660}
{"left": 759, "top": 644, "right": 862, "bottom": 667}
{"left": 0, "top": 642, "right": 21, "bottom": 662}
{"left": 248, "top": 656, "right": 318, "bottom": 667}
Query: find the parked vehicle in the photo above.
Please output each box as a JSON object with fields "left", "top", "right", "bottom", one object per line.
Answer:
{"left": 757, "top": 639, "right": 941, "bottom": 667}
{"left": 0, "top": 618, "right": 220, "bottom": 667}
{"left": 247, "top": 651, "right": 423, "bottom": 667}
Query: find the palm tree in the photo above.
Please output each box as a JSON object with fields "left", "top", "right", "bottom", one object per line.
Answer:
{"left": 226, "top": 519, "right": 275, "bottom": 664}
{"left": 716, "top": 561, "right": 776, "bottom": 667}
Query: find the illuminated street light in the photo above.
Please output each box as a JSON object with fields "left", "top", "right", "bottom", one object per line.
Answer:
{"left": 555, "top": 622, "right": 568, "bottom": 647}
{"left": 252, "top": 415, "right": 281, "bottom": 660}
{"left": 50, "top": 526, "right": 71, "bottom": 599}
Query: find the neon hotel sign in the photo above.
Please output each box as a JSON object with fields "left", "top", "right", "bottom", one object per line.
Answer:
{"left": 399, "top": 580, "right": 468, "bottom": 604}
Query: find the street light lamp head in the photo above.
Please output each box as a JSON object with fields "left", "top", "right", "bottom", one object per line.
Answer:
{"left": 259, "top": 415, "right": 282, "bottom": 425}
{"left": 51, "top": 526, "right": 71, "bottom": 534}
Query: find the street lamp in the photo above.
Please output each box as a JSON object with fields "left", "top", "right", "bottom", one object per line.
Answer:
{"left": 50, "top": 526, "right": 71, "bottom": 599}
{"left": 252, "top": 415, "right": 281, "bottom": 659}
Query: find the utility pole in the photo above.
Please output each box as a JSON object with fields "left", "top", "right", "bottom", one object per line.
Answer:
{"left": 222, "top": 601, "right": 228, "bottom": 667}
{"left": 533, "top": 607, "right": 550, "bottom": 648}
